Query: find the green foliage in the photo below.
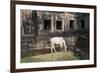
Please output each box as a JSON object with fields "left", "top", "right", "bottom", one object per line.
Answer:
{"left": 76, "top": 30, "right": 89, "bottom": 49}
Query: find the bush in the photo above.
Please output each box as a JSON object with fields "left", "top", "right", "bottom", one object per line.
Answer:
{"left": 76, "top": 30, "right": 89, "bottom": 49}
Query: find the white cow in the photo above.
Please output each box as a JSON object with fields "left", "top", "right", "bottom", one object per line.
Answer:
{"left": 50, "top": 37, "right": 67, "bottom": 53}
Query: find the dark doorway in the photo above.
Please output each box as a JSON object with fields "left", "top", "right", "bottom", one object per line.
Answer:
{"left": 80, "top": 20, "right": 85, "bottom": 29}
{"left": 44, "top": 20, "right": 51, "bottom": 30}
{"left": 56, "top": 21, "right": 62, "bottom": 30}
{"left": 70, "top": 20, "right": 74, "bottom": 29}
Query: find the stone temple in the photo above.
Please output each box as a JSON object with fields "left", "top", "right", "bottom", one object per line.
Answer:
{"left": 20, "top": 10, "right": 89, "bottom": 59}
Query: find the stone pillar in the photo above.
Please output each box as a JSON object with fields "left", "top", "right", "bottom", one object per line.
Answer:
{"left": 51, "top": 15, "right": 54, "bottom": 32}
{"left": 67, "top": 19, "right": 70, "bottom": 30}
{"left": 74, "top": 18, "right": 78, "bottom": 30}
{"left": 21, "top": 18, "right": 24, "bottom": 35}
{"left": 62, "top": 18, "right": 64, "bottom": 31}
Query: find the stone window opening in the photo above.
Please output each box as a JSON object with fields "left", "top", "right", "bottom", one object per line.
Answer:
{"left": 56, "top": 21, "right": 62, "bottom": 30}
{"left": 70, "top": 20, "right": 74, "bottom": 29}
{"left": 44, "top": 20, "right": 51, "bottom": 30}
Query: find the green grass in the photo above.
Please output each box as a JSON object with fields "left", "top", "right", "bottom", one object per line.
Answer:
{"left": 21, "top": 51, "right": 79, "bottom": 63}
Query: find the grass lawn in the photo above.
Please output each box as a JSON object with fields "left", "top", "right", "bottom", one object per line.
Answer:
{"left": 21, "top": 51, "right": 79, "bottom": 63}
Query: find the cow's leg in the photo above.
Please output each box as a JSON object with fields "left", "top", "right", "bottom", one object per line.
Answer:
{"left": 64, "top": 46, "right": 67, "bottom": 52}
{"left": 64, "top": 42, "right": 67, "bottom": 52}
{"left": 53, "top": 45, "right": 56, "bottom": 52}
{"left": 60, "top": 43, "right": 63, "bottom": 48}
{"left": 51, "top": 44, "right": 53, "bottom": 53}
{"left": 51, "top": 43, "right": 56, "bottom": 53}
{"left": 60, "top": 43, "right": 63, "bottom": 52}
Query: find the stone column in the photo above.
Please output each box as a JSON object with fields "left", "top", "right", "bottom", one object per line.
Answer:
{"left": 74, "top": 18, "right": 78, "bottom": 30}
{"left": 51, "top": 15, "right": 54, "bottom": 32}
{"left": 62, "top": 18, "right": 64, "bottom": 31}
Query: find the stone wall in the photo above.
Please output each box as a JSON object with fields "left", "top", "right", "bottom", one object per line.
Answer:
{"left": 20, "top": 10, "right": 89, "bottom": 52}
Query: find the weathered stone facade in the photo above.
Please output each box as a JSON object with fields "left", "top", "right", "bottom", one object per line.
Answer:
{"left": 21, "top": 10, "right": 89, "bottom": 51}
{"left": 21, "top": 10, "right": 89, "bottom": 35}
